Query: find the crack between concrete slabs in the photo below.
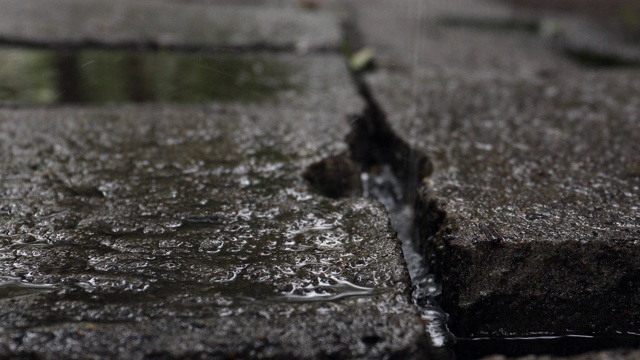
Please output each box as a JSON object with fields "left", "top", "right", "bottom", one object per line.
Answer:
{"left": 303, "top": 16, "right": 455, "bottom": 353}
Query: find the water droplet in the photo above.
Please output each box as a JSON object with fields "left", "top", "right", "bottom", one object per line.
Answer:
{"left": 236, "top": 208, "right": 252, "bottom": 221}
{"left": 143, "top": 224, "right": 169, "bottom": 234}
{"left": 199, "top": 238, "right": 224, "bottom": 253}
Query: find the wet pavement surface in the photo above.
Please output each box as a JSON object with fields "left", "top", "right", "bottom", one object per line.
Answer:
{"left": 0, "top": 64, "right": 425, "bottom": 357}
{"left": 1, "top": 0, "right": 640, "bottom": 358}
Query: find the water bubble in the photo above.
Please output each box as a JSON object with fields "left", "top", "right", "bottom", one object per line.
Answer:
{"left": 199, "top": 238, "right": 224, "bottom": 253}
{"left": 238, "top": 176, "right": 251, "bottom": 187}
{"left": 210, "top": 265, "right": 247, "bottom": 283}
{"left": 284, "top": 187, "right": 312, "bottom": 201}
{"left": 254, "top": 207, "right": 280, "bottom": 219}
{"left": 226, "top": 237, "right": 248, "bottom": 253}
{"left": 164, "top": 220, "right": 183, "bottom": 228}
{"left": 236, "top": 209, "right": 252, "bottom": 221}
{"left": 143, "top": 224, "right": 170, "bottom": 235}
{"left": 159, "top": 239, "right": 191, "bottom": 250}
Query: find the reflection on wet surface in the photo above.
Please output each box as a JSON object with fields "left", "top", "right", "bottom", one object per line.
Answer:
{"left": 0, "top": 105, "right": 408, "bottom": 321}
{"left": 0, "top": 47, "right": 293, "bottom": 104}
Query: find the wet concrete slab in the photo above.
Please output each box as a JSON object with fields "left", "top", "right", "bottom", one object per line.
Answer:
{"left": 349, "top": 0, "right": 640, "bottom": 342}
{"left": 0, "top": 0, "right": 341, "bottom": 52}
{"left": 0, "top": 53, "right": 427, "bottom": 358}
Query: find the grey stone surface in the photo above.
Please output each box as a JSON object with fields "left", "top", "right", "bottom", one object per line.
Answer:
{"left": 351, "top": 0, "right": 640, "bottom": 338}
{"left": 0, "top": 0, "right": 341, "bottom": 52}
{"left": 0, "top": 52, "right": 427, "bottom": 358}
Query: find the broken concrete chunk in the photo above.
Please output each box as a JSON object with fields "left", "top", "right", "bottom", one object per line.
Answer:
{"left": 404, "top": 66, "right": 640, "bottom": 338}
{"left": 351, "top": 0, "right": 640, "bottom": 339}
{"left": 303, "top": 154, "right": 363, "bottom": 199}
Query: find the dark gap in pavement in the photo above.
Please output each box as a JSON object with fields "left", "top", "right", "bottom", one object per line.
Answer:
{"left": 0, "top": 37, "right": 338, "bottom": 54}
{"left": 436, "top": 16, "right": 540, "bottom": 33}
{"left": 304, "top": 16, "right": 457, "bottom": 354}
{"left": 562, "top": 47, "right": 640, "bottom": 68}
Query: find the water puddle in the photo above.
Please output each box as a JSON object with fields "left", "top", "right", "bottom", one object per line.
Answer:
{"left": 284, "top": 277, "right": 375, "bottom": 302}
{"left": 562, "top": 47, "right": 640, "bottom": 68}
{"left": 0, "top": 47, "right": 294, "bottom": 105}
{"left": 0, "top": 232, "right": 50, "bottom": 252}
{"left": 0, "top": 276, "right": 57, "bottom": 299}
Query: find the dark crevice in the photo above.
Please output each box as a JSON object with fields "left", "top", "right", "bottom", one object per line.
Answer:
{"left": 346, "top": 76, "right": 433, "bottom": 198}
{"left": 561, "top": 47, "right": 640, "bottom": 68}
{"left": 295, "top": 9, "right": 460, "bottom": 356}
{"left": 435, "top": 16, "right": 540, "bottom": 33}
{"left": 0, "top": 37, "right": 338, "bottom": 54}
{"left": 302, "top": 153, "right": 362, "bottom": 199}
{"left": 343, "top": 74, "right": 457, "bottom": 352}
{"left": 303, "top": 19, "right": 454, "bottom": 353}
{"left": 413, "top": 189, "right": 447, "bottom": 274}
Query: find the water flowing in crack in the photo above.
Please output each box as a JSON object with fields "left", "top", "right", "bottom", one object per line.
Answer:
{"left": 345, "top": 75, "right": 455, "bottom": 349}
{"left": 303, "top": 50, "right": 455, "bottom": 349}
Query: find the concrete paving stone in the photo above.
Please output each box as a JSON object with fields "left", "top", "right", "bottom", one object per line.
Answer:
{"left": 0, "top": 53, "right": 428, "bottom": 358}
{"left": 0, "top": 0, "right": 342, "bottom": 52}
{"left": 350, "top": 0, "right": 640, "bottom": 339}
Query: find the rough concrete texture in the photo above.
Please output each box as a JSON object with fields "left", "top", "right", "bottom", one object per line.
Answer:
{"left": 0, "top": 0, "right": 341, "bottom": 52}
{"left": 351, "top": 0, "right": 640, "bottom": 339}
{"left": 0, "top": 53, "right": 428, "bottom": 358}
